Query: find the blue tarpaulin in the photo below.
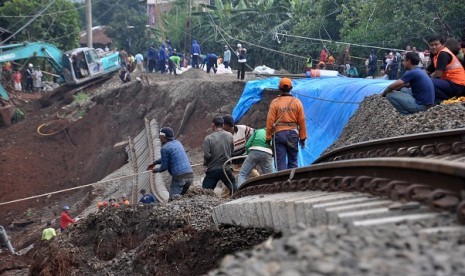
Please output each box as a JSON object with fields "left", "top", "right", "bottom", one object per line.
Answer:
{"left": 232, "top": 76, "right": 393, "bottom": 166}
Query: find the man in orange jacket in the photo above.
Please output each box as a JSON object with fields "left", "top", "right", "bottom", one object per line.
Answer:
{"left": 266, "top": 78, "right": 307, "bottom": 171}
{"left": 426, "top": 36, "right": 465, "bottom": 102}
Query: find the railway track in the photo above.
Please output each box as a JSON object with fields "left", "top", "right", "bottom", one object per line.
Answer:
{"left": 314, "top": 128, "right": 465, "bottom": 164}
{"left": 213, "top": 129, "right": 465, "bottom": 233}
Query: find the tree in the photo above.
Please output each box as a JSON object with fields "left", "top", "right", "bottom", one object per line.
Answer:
{"left": 0, "top": 0, "right": 80, "bottom": 50}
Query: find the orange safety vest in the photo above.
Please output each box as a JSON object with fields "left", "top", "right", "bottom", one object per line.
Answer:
{"left": 433, "top": 47, "right": 465, "bottom": 86}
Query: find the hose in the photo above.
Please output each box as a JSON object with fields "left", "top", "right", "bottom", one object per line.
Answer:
{"left": 37, "top": 119, "right": 70, "bottom": 136}
{"left": 223, "top": 155, "right": 248, "bottom": 197}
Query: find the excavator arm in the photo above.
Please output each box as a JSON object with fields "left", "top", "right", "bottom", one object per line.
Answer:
{"left": 0, "top": 42, "right": 65, "bottom": 100}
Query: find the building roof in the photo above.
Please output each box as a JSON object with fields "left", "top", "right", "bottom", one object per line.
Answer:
{"left": 79, "top": 26, "right": 112, "bottom": 46}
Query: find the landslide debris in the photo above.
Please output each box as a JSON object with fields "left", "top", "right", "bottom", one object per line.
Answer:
{"left": 30, "top": 188, "right": 277, "bottom": 275}
{"left": 327, "top": 95, "right": 465, "bottom": 152}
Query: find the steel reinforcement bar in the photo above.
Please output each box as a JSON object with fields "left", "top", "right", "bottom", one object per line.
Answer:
{"left": 313, "top": 128, "right": 465, "bottom": 164}
{"left": 234, "top": 158, "right": 465, "bottom": 223}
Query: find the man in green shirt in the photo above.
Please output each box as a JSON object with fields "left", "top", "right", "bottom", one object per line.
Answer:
{"left": 41, "top": 222, "right": 56, "bottom": 241}
{"left": 169, "top": 55, "right": 181, "bottom": 75}
{"left": 238, "top": 128, "right": 274, "bottom": 186}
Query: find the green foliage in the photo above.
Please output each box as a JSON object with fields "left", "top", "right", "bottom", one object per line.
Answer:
{"left": 72, "top": 92, "right": 89, "bottom": 105}
{"left": 0, "top": 0, "right": 80, "bottom": 50}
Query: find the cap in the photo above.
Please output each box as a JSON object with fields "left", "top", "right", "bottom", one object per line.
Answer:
{"left": 222, "top": 114, "right": 234, "bottom": 127}
{"left": 159, "top": 127, "right": 174, "bottom": 140}
{"left": 279, "top": 78, "right": 293, "bottom": 90}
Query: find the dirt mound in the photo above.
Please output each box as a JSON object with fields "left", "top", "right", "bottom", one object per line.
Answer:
{"left": 30, "top": 190, "right": 276, "bottom": 275}
{"left": 327, "top": 95, "right": 465, "bottom": 152}
{"left": 0, "top": 71, "right": 258, "bottom": 273}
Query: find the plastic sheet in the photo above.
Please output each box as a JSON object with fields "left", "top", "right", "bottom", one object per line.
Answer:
{"left": 232, "top": 76, "right": 394, "bottom": 166}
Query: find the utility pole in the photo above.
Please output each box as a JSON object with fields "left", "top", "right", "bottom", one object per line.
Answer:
{"left": 86, "top": 0, "right": 93, "bottom": 47}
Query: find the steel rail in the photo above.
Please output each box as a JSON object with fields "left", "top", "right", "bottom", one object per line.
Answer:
{"left": 234, "top": 158, "right": 465, "bottom": 223}
{"left": 313, "top": 128, "right": 465, "bottom": 164}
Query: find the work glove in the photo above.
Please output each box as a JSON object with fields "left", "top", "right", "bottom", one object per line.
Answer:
{"left": 299, "top": 139, "right": 306, "bottom": 149}
{"left": 146, "top": 163, "right": 155, "bottom": 171}
{"left": 151, "top": 167, "right": 159, "bottom": 173}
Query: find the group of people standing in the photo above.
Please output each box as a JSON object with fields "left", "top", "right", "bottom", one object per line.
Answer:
{"left": 2, "top": 62, "right": 43, "bottom": 93}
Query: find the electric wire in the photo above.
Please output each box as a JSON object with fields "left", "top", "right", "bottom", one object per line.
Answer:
{"left": 0, "top": 0, "right": 57, "bottom": 45}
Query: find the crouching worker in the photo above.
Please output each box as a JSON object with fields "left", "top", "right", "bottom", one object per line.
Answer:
{"left": 60, "top": 205, "right": 76, "bottom": 232}
{"left": 381, "top": 52, "right": 435, "bottom": 115}
{"left": 119, "top": 67, "right": 131, "bottom": 83}
{"left": 147, "top": 127, "right": 193, "bottom": 199}
{"left": 238, "top": 128, "right": 274, "bottom": 187}
{"left": 41, "top": 222, "right": 57, "bottom": 241}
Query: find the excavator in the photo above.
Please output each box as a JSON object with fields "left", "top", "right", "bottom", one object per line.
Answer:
{"left": 0, "top": 42, "right": 121, "bottom": 125}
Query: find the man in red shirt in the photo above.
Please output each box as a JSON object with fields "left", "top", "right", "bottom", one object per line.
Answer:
{"left": 60, "top": 205, "right": 75, "bottom": 232}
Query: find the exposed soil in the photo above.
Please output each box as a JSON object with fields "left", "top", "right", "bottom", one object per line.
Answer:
{"left": 0, "top": 70, "right": 270, "bottom": 274}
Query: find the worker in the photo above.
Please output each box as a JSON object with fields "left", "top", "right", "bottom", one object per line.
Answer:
{"left": 108, "top": 198, "right": 120, "bottom": 208}
{"left": 159, "top": 44, "right": 167, "bottom": 73}
{"left": 97, "top": 200, "right": 109, "bottom": 209}
{"left": 381, "top": 52, "right": 434, "bottom": 115}
{"left": 147, "top": 127, "right": 193, "bottom": 199}
{"left": 60, "top": 205, "right": 76, "bottom": 232}
{"left": 41, "top": 222, "right": 56, "bottom": 241}
{"left": 221, "top": 114, "right": 255, "bottom": 197}
{"left": 266, "top": 78, "right": 307, "bottom": 171}
{"left": 224, "top": 45, "right": 231, "bottom": 69}
{"left": 139, "top": 189, "right": 157, "bottom": 204}
{"left": 426, "top": 36, "right": 465, "bottom": 103}
{"left": 119, "top": 48, "right": 129, "bottom": 69}
{"left": 119, "top": 67, "right": 131, "bottom": 83}
{"left": 134, "top": 53, "right": 144, "bottom": 72}
{"left": 12, "top": 70, "right": 22, "bottom": 91}
{"left": 305, "top": 52, "right": 313, "bottom": 72}
{"left": 168, "top": 54, "right": 181, "bottom": 75}
{"left": 25, "top": 63, "right": 34, "bottom": 92}
{"left": 120, "top": 196, "right": 130, "bottom": 206}
{"left": 202, "top": 116, "right": 236, "bottom": 193}
{"left": 147, "top": 45, "right": 158, "bottom": 73}
{"left": 33, "top": 66, "right": 43, "bottom": 92}
{"left": 206, "top": 53, "right": 218, "bottom": 74}
{"left": 191, "top": 40, "right": 201, "bottom": 69}
{"left": 237, "top": 48, "right": 247, "bottom": 80}
{"left": 238, "top": 128, "right": 274, "bottom": 187}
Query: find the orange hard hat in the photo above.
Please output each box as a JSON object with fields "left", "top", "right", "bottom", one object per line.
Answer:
{"left": 279, "top": 78, "right": 293, "bottom": 90}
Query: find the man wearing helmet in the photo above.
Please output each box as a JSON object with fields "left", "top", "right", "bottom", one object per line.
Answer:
{"left": 266, "top": 78, "right": 307, "bottom": 171}
{"left": 60, "top": 205, "right": 76, "bottom": 232}
{"left": 25, "top": 63, "right": 34, "bottom": 93}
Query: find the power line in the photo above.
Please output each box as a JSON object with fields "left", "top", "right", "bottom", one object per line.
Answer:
{"left": 275, "top": 32, "right": 405, "bottom": 52}
{"left": 0, "top": 0, "right": 57, "bottom": 45}
{"left": 0, "top": 5, "right": 86, "bottom": 18}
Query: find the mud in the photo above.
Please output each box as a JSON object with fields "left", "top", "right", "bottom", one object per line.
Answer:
{"left": 29, "top": 188, "right": 277, "bottom": 276}
{"left": 1, "top": 70, "right": 270, "bottom": 275}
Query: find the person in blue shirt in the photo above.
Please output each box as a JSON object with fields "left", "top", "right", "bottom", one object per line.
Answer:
{"left": 147, "top": 127, "right": 193, "bottom": 199}
{"left": 381, "top": 52, "right": 435, "bottom": 115}
{"left": 206, "top": 53, "right": 218, "bottom": 74}
{"left": 191, "top": 40, "right": 201, "bottom": 69}
{"left": 147, "top": 45, "right": 158, "bottom": 73}
{"left": 159, "top": 44, "right": 167, "bottom": 74}
{"left": 139, "top": 189, "right": 156, "bottom": 204}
